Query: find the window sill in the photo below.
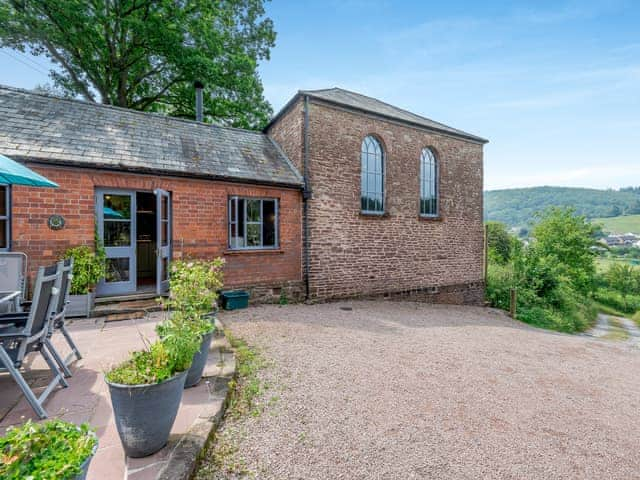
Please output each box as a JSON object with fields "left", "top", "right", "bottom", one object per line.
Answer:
{"left": 419, "top": 214, "right": 443, "bottom": 222}
{"left": 224, "top": 248, "right": 284, "bottom": 255}
{"left": 359, "top": 211, "right": 389, "bottom": 219}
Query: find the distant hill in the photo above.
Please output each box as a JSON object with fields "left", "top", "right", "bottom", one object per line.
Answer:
{"left": 592, "top": 214, "right": 640, "bottom": 235}
{"left": 485, "top": 186, "right": 640, "bottom": 228}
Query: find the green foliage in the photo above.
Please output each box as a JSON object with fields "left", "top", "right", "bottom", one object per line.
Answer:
{"left": 107, "top": 318, "right": 202, "bottom": 385}
{"left": 0, "top": 420, "right": 96, "bottom": 480}
{"left": 485, "top": 186, "right": 640, "bottom": 228}
{"left": 593, "top": 290, "right": 640, "bottom": 315}
{"left": 161, "top": 258, "right": 224, "bottom": 335}
{"left": 278, "top": 289, "right": 289, "bottom": 305}
{"left": 604, "top": 263, "right": 640, "bottom": 295}
{"left": 485, "top": 221, "right": 513, "bottom": 264}
{"left": 530, "top": 207, "right": 597, "bottom": 294}
{"left": 106, "top": 340, "right": 173, "bottom": 385}
{"left": 62, "top": 245, "right": 106, "bottom": 294}
{"left": 0, "top": 0, "right": 276, "bottom": 128}
{"left": 486, "top": 208, "right": 598, "bottom": 333}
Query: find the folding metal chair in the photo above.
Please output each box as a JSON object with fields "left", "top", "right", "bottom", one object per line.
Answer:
{"left": 0, "top": 252, "right": 27, "bottom": 312}
{"left": 0, "top": 264, "right": 68, "bottom": 419}
{"left": 0, "top": 259, "right": 81, "bottom": 378}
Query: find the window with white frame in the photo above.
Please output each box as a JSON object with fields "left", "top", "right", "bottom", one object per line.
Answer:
{"left": 420, "top": 148, "right": 438, "bottom": 216}
{"left": 0, "top": 185, "right": 9, "bottom": 251}
{"left": 228, "top": 196, "right": 278, "bottom": 249}
{"left": 360, "top": 135, "right": 384, "bottom": 213}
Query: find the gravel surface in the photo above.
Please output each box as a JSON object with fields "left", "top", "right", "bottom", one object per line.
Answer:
{"left": 211, "top": 301, "right": 640, "bottom": 479}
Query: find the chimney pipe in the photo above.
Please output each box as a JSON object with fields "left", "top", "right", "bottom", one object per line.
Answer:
{"left": 194, "top": 81, "right": 204, "bottom": 122}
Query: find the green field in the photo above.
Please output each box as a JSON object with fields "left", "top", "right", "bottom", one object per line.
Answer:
{"left": 596, "top": 257, "right": 640, "bottom": 273}
{"left": 592, "top": 214, "right": 640, "bottom": 234}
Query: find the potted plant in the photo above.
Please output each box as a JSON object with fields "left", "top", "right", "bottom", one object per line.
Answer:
{"left": 160, "top": 258, "right": 224, "bottom": 388}
{"left": 0, "top": 419, "right": 98, "bottom": 480}
{"left": 105, "top": 322, "right": 200, "bottom": 458}
{"left": 62, "top": 244, "right": 106, "bottom": 318}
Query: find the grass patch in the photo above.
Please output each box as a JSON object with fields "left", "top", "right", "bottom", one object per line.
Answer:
{"left": 194, "top": 330, "right": 272, "bottom": 479}
{"left": 594, "top": 301, "right": 627, "bottom": 318}
{"left": 602, "top": 317, "right": 630, "bottom": 341}
{"left": 593, "top": 214, "right": 640, "bottom": 235}
{"left": 633, "top": 311, "right": 640, "bottom": 327}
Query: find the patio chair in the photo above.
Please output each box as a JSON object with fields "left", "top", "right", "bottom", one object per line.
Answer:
{"left": 0, "top": 259, "right": 81, "bottom": 378}
{"left": 0, "top": 252, "right": 27, "bottom": 312}
{"left": 0, "top": 264, "right": 68, "bottom": 419}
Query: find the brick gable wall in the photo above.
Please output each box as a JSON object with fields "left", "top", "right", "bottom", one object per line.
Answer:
{"left": 270, "top": 98, "right": 485, "bottom": 305}
{"left": 12, "top": 164, "right": 303, "bottom": 302}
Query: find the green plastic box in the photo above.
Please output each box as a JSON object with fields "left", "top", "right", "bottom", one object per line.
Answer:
{"left": 221, "top": 290, "right": 249, "bottom": 310}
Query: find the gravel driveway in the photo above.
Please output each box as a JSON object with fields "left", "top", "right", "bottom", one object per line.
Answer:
{"left": 206, "top": 301, "right": 640, "bottom": 479}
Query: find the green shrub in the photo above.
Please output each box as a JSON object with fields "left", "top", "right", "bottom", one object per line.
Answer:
{"left": 593, "top": 289, "right": 640, "bottom": 315}
{"left": 107, "top": 321, "right": 200, "bottom": 385}
{"left": 0, "top": 420, "right": 96, "bottom": 480}
{"left": 62, "top": 245, "right": 106, "bottom": 294}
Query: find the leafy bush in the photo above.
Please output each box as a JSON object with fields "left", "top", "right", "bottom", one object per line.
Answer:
{"left": 0, "top": 420, "right": 96, "bottom": 480}
{"left": 593, "top": 289, "right": 640, "bottom": 315}
{"left": 107, "top": 321, "right": 200, "bottom": 385}
{"left": 161, "top": 258, "right": 224, "bottom": 336}
{"left": 62, "top": 245, "right": 106, "bottom": 294}
{"left": 486, "top": 208, "right": 598, "bottom": 333}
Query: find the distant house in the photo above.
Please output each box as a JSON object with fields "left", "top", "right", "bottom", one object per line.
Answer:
{"left": 0, "top": 85, "right": 487, "bottom": 304}
{"left": 601, "top": 233, "right": 640, "bottom": 247}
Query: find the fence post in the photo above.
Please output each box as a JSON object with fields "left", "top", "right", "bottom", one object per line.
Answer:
{"left": 509, "top": 288, "right": 517, "bottom": 318}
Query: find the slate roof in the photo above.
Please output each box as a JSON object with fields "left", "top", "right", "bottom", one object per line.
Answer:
{"left": 0, "top": 85, "right": 303, "bottom": 187}
{"left": 267, "top": 87, "right": 488, "bottom": 144}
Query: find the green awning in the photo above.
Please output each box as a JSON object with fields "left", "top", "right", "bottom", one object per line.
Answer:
{"left": 0, "top": 154, "right": 58, "bottom": 188}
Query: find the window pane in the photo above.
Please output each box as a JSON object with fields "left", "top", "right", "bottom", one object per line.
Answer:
{"left": 263, "top": 200, "right": 276, "bottom": 246}
{"left": 103, "top": 194, "right": 131, "bottom": 219}
{"left": 161, "top": 196, "right": 168, "bottom": 221}
{"left": 105, "top": 258, "right": 130, "bottom": 283}
{"left": 246, "top": 223, "right": 260, "bottom": 246}
{"left": 0, "top": 219, "right": 6, "bottom": 248}
{"left": 0, "top": 186, "right": 6, "bottom": 216}
{"left": 361, "top": 136, "right": 384, "bottom": 212}
{"left": 247, "top": 199, "right": 260, "bottom": 222}
{"left": 104, "top": 221, "right": 131, "bottom": 246}
{"left": 161, "top": 220, "right": 169, "bottom": 246}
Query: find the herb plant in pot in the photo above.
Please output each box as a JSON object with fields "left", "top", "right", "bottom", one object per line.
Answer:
{"left": 62, "top": 245, "right": 106, "bottom": 318}
{"left": 0, "top": 419, "right": 98, "bottom": 480}
{"left": 105, "top": 323, "right": 200, "bottom": 458}
{"left": 161, "top": 258, "right": 224, "bottom": 388}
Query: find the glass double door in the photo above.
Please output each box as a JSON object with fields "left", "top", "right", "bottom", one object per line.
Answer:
{"left": 95, "top": 189, "right": 171, "bottom": 296}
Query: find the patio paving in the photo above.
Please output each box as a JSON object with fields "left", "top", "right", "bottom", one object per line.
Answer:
{"left": 0, "top": 312, "right": 234, "bottom": 480}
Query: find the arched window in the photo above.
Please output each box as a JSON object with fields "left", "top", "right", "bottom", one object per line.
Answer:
{"left": 361, "top": 136, "right": 384, "bottom": 213}
{"left": 420, "top": 148, "right": 438, "bottom": 216}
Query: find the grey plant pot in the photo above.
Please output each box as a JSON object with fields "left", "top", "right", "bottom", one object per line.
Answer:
{"left": 106, "top": 370, "right": 187, "bottom": 458}
{"left": 67, "top": 292, "right": 95, "bottom": 318}
{"left": 185, "top": 330, "right": 214, "bottom": 388}
{"left": 74, "top": 434, "right": 98, "bottom": 480}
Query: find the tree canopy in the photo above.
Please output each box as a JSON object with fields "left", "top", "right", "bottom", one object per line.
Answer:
{"left": 0, "top": 0, "right": 276, "bottom": 129}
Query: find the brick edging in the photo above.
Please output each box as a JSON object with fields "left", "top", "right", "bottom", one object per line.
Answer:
{"left": 156, "top": 317, "right": 237, "bottom": 480}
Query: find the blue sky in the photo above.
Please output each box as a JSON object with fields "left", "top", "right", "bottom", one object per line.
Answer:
{"left": 1, "top": 0, "right": 639, "bottom": 190}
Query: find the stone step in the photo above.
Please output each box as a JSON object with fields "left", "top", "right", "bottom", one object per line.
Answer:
{"left": 92, "top": 298, "right": 163, "bottom": 321}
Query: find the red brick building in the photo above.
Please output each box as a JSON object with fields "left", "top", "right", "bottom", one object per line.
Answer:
{"left": 0, "top": 85, "right": 487, "bottom": 304}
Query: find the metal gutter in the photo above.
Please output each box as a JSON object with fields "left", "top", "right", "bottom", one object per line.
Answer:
{"left": 302, "top": 95, "right": 312, "bottom": 301}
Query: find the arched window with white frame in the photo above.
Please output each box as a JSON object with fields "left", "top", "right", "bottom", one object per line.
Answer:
{"left": 420, "top": 147, "right": 438, "bottom": 216}
{"left": 360, "top": 136, "right": 384, "bottom": 213}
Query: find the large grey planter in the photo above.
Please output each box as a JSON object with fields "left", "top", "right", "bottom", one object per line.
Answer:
{"left": 106, "top": 370, "right": 187, "bottom": 458}
{"left": 67, "top": 292, "right": 95, "bottom": 318}
{"left": 185, "top": 330, "right": 214, "bottom": 388}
